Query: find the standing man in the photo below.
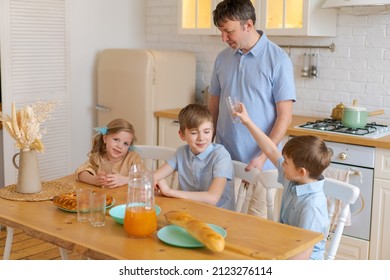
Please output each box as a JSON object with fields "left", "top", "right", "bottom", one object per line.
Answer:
{"left": 208, "top": 0, "right": 296, "bottom": 217}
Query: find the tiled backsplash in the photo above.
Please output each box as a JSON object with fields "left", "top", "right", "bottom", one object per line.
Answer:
{"left": 145, "top": 0, "right": 390, "bottom": 125}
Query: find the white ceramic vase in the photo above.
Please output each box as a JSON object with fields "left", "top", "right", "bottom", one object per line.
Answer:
{"left": 12, "top": 149, "right": 42, "bottom": 194}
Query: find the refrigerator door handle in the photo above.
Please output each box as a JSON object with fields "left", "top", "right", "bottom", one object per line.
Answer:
{"left": 95, "top": 104, "right": 111, "bottom": 112}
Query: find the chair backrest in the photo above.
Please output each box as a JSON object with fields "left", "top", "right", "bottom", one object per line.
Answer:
{"left": 232, "top": 160, "right": 260, "bottom": 213}
{"left": 323, "top": 177, "right": 360, "bottom": 260}
{"left": 134, "top": 145, "right": 177, "bottom": 188}
{"left": 259, "top": 170, "right": 283, "bottom": 221}
{"left": 263, "top": 174, "right": 360, "bottom": 260}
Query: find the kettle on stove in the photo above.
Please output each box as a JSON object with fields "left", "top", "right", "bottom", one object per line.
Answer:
{"left": 331, "top": 102, "right": 344, "bottom": 120}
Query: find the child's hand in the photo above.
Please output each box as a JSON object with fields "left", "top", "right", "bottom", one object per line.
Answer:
{"left": 234, "top": 103, "right": 251, "bottom": 124}
{"left": 102, "top": 173, "right": 127, "bottom": 188}
{"left": 155, "top": 179, "right": 171, "bottom": 196}
{"left": 96, "top": 171, "right": 109, "bottom": 187}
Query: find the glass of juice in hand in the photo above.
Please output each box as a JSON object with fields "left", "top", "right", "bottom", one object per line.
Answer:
{"left": 124, "top": 164, "right": 157, "bottom": 238}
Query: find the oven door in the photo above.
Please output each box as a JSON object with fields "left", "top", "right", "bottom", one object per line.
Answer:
{"left": 329, "top": 162, "right": 373, "bottom": 241}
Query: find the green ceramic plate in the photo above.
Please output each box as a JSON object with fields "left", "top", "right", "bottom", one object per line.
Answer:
{"left": 109, "top": 204, "right": 161, "bottom": 224}
{"left": 157, "top": 224, "right": 227, "bottom": 248}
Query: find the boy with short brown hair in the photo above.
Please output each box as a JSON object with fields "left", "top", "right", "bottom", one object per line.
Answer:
{"left": 235, "top": 103, "right": 333, "bottom": 260}
{"left": 154, "top": 104, "right": 235, "bottom": 210}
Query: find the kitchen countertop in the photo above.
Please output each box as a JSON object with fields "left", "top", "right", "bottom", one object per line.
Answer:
{"left": 288, "top": 115, "right": 390, "bottom": 149}
{"left": 154, "top": 109, "right": 390, "bottom": 149}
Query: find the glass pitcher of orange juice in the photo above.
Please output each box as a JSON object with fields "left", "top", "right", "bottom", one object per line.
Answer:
{"left": 124, "top": 164, "right": 157, "bottom": 238}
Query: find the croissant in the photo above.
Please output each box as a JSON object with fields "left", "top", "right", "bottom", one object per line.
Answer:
{"left": 53, "top": 191, "right": 113, "bottom": 211}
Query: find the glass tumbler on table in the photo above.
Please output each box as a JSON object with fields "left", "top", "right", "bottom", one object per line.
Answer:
{"left": 124, "top": 164, "right": 157, "bottom": 238}
{"left": 89, "top": 190, "right": 106, "bottom": 227}
{"left": 76, "top": 188, "right": 91, "bottom": 223}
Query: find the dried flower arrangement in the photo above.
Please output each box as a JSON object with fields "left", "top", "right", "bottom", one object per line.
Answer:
{"left": 0, "top": 101, "right": 56, "bottom": 152}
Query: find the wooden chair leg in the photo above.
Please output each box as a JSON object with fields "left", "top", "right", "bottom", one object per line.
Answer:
{"left": 3, "top": 227, "right": 14, "bottom": 260}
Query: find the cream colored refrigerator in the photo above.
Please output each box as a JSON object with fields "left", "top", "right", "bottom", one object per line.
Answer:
{"left": 96, "top": 49, "right": 196, "bottom": 145}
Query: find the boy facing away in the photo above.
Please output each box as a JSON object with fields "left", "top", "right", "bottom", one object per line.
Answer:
{"left": 154, "top": 104, "right": 235, "bottom": 210}
{"left": 235, "top": 104, "right": 333, "bottom": 260}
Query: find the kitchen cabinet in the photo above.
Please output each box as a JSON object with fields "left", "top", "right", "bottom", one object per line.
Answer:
{"left": 327, "top": 236, "right": 369, "bottom": 260}
{"left": 178, "top": 0, "right": 337, "bottom": 37}
{"left": 178, "top": 0, "right": 220, "bottom": 35}
{"left": 258, "top": 0, "right": 337, "bottom": 37}
{"left": 370, "top": 148, "right": 390, "bottom": 259}
{"left": 157, "top": 117, "right": 184, "bottom": 149}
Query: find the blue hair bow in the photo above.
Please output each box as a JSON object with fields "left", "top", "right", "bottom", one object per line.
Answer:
{"left": 93, "top": 127, "right": 107, "bottom": 135}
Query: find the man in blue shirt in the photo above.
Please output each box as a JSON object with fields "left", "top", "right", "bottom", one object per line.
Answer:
{"left": 208, "top": 0, "right": 296, "bottom": 216}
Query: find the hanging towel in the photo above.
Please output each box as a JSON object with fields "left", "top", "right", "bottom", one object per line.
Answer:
{"left": 323, "top": 167, "right": 354, "bottom": 227}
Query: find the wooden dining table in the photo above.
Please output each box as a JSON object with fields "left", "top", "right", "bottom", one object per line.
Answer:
{"left": 0, "top": 175, "right": 323, "bottom": 260}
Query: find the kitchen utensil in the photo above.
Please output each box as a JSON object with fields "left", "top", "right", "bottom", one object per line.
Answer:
{"left": 342, "top": 106, "right": 384, "bottom": 129}
{"left": 331, "top": 102, "right": 345, "bottom": 120}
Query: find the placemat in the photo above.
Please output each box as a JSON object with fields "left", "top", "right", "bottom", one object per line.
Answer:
{"left": 0, "top": 181, "right": 75, "bottom": 202}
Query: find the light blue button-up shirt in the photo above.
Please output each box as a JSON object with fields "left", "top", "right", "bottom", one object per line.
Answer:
{"left": 167, "top": 143, "right": 235, "bottom": 210}
{"left": 277, "top": 157, "right": 329, "bottom": 260}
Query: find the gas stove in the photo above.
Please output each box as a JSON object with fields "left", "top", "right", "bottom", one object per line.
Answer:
{"left": 296, "top": 118, "right": 390, "bottom": 139}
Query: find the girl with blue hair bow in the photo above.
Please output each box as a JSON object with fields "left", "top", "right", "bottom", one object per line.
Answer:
{"left": 75, "top": 118, "right": 144, "bottom": 188}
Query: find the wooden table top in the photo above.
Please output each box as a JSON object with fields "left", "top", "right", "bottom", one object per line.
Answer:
{"left": 0, "top": 175, "right": 323, "bottom": 260}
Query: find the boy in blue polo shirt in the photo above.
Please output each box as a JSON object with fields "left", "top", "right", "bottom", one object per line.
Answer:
{"left": 235, "top": 103, "right": 332, "bottom": 260}
{"left": 154, "top": 104, "right": 235, "bottom": 210}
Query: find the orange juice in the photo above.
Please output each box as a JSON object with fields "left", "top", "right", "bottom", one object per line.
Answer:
{"left": 124, "top": 206, "right": 157, "bottom": 238}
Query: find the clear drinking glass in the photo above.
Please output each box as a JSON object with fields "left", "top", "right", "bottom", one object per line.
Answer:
{"left": 124, "top": 164, "right": 157, "bottom": 238}
{"left": 97, "top": 160, "right": 113, "bottom": 188}
{"left": 226, "top": 96, "right": 241, "bottom": 123}
{"left": 89, "top": 191, "right": 106, "bottom": 227}
{"left": 76, "top": 188, "right": 91, "bottom": 223}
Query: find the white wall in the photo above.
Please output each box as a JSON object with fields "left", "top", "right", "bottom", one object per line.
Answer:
{"left": 145, "top": 0, "right": 390, "bottom": 125}
{"left": 68, "top": 0, "right": 145, "bottom": 170}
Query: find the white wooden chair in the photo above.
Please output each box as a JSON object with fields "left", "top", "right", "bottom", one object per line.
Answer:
{"left": 323, "top": 177, "right": 360, "bottom": 260}
{"left": 134, "top": 145, "right": 177, "bottom": 189}
{"left": 258, "top": 170, "right": 283, "bottom": 221}
{"left": 263, "top": 174, "right": 360, "bottom": 260}
{"left": 135, "top": 145, "right": 176, "bottom": 170}
{"left": 232, "top": 160, "right": 260, "bottom": 213}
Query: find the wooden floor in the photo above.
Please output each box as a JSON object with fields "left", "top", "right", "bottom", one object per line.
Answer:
{"left": 0, "top": 227, "right": 81, "bottom": 260}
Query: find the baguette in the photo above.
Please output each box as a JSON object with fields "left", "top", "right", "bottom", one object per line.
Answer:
{"left": 164, "top": 211, "right": 225, "bottom": 252}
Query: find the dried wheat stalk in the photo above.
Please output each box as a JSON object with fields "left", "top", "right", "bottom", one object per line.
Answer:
{"left": 0, "top": 101, "right": 56, "bottom": 152}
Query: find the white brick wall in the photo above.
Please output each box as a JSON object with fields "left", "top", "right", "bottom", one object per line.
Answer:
{"left": 146, "top": 0, "right": 390, "bottom": 125}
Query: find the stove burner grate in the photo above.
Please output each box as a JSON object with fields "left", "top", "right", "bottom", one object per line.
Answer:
{"left": 299, "top": 119, "right": 389, "bottom": 136}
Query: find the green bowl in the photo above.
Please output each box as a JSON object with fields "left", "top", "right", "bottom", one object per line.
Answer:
{"left": 109, "top": 204, "right": 161, "bottom": 225}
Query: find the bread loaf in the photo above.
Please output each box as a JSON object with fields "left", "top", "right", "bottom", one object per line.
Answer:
{"left": 164, "top": 211, "right": 225, "bottom": 252}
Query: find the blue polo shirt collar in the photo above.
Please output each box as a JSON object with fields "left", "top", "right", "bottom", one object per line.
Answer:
{"left": 236, "top": 30, "right": 265, "bottom": 57}
{"left": 294, "top": 178, "right": 325, "bottom": 196}
{"left": 189, "top": 144, "right": 214, "bottom": 161}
